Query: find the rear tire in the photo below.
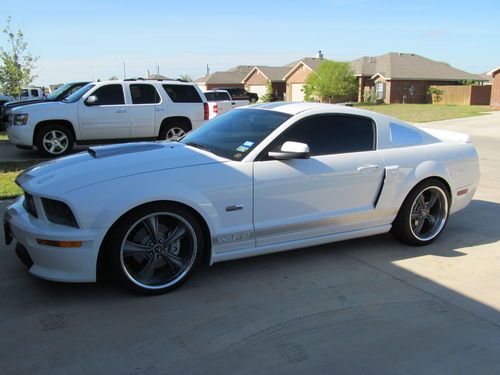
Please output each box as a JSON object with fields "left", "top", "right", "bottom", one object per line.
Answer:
{"left": 391, "top": 179, "right": 450, "bottom": 246}
{"left": 106, "top": 202, "right": 205, "bottom": 295}
{"left": 35, "top": 124, "right": 74, "bottom": 157}
{"left": 158, "top": 122, "right": 190, "bottom": 141}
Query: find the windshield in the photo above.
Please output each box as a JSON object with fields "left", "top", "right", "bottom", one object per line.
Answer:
{"left": 181, "top": 109, "right": 292, "bottom": 161}
{"left": 63, "top": 83, "right": 95, "bottom": 103}
{"left": 47, "top": 83, "right": 71, "bottom": 100}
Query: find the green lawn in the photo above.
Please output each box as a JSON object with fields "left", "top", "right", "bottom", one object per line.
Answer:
{"left": 0, "top": 131, "right": 7, "bottom": 140}
{"left": 354, "top": 104, "right": 492, "bottom": 123}
{"left": 0, "top": 161, "right": 41, "bottom": 200}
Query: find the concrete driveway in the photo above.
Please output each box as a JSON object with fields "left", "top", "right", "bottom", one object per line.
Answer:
{"left": 1, "top": 112, "right": 500, "bottom": 374}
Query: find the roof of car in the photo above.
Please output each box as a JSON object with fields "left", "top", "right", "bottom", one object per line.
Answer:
{"left": 244, "top": 102, "right": 380, "bottom": 117}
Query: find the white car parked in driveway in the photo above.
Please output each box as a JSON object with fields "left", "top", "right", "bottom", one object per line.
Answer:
{"left": 5, "top": 79, "right": 209, "bottom": 156}
{"left": 4, "top": 103, "right": 479, "bottom": 294}
{"left": 204, "top": 90, "right": 249, "bottom": 119}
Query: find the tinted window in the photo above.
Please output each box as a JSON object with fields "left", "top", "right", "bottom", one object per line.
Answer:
{"left": 31, "top": 89, "right": 40, "bottom": 97}
{"left": 268, "top": 115, "right": 375, "bottom": 157}
{"left": 92, "top": 84, "right": 125, "bottom": 105}
{"left": 130, "top": 84, "right": 160, "bottom": 104}
{"left": 181, "top": 109, "right": 291, "bottom": 161}
{"left": 204, "top": 92, "right": 231, "bottom": 101}
{"left": 162, "top": 84, "right": 201, "bottom": 103}
{"left": 63, "top": 83, "right": 95, "bottom": 103}
{"left": 390, "top": 122, "right": 423, "bottom": 146}
{"left": 21, "top": 89, "right": 28, "bottom": 97}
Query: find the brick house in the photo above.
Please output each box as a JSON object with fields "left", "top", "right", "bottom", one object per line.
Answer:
{"left": 351, "top": 53, "right": 486, "bottom": 104}
{"left": 282, "top": 57, "right": 324, "bottom": 101}
{"left": 489, "top": 67, "right": 500, "bottom": 109}
{"left": 241, "top": 66, "right": 290, "bottom": 100}
{"left": 194, "top": 66, "right": 254, "bottom": 91}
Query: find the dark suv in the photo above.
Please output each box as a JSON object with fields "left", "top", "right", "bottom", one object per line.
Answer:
{"left": 216, "top": 87, "right": 259, "bottom": 103}
{"left": 0, "top": 82, "right": 89, "bottom": 131}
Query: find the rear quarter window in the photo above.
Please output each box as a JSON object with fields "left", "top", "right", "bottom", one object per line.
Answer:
{"left": 390, "top": 122, "right": 424, "bottom": 146}
{"left": 162, "top": 84, "right": 202, "bottom": 103}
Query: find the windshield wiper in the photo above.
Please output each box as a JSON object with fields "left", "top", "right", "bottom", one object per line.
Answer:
{"left": 185, "top": 142, "right": 212, "bottom": 153}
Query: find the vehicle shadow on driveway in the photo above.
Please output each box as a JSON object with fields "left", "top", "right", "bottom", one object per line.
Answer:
{"left": 1, "top": 199, "right": 500, "bottom": 374}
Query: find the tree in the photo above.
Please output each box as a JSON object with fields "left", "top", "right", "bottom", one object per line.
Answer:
{"left": 303, "top": 60, "right": 357, "bottom": 103}
{"left": 179, "top": 74, "right": 192, "bottom": 82}
{"left": 0, "top": 17, "right": 38, "bottom": 97}
{"left": 260, "top": 80, "right": 275, "bottom": 102}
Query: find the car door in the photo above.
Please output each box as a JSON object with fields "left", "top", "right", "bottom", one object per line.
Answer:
{"left": 78, "top": 83, "right": 130, "bottom": 140}
{"left": 128, "top": 83, "right": 161, "bottom": 138}
{"left": 253, "top": 114, "right": 384, "bottom": 247}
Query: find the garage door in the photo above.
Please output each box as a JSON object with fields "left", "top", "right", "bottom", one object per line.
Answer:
{"left": 291, "top": 83, "right": 305, "bottom": 102}
{"left": 248, "top": 85, "right": 267, "bottom": 101}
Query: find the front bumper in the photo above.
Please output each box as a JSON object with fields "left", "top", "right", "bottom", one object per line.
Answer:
{"left": 3, "top": 198, "right": 106, "bottom": 283}
{"left": 6, "top": 123, "right": 34, "bottom": 147}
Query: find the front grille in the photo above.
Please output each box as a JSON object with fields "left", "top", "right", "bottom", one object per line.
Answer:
{"left": 23, "top": 193, "right": 38, "bottom": 218}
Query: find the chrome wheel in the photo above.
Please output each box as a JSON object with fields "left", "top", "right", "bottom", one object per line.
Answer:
{"left": 42, "top": 130, "right": 69, "bottom": 155}
{"left": 165, "top": 127, "right": 186, "bottom": 141}
{"left": 120, "top": 212, "right": 197, "bottom": 290}
{"left": 409, "top": 186, "right": 448, "bottom": 241}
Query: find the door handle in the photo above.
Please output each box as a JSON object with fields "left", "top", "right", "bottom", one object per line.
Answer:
{"left": 357, "top": 164, "right": 379, "bottom": 173}
{"left": 115, "top": 109, "right": 127, "bottom": 113}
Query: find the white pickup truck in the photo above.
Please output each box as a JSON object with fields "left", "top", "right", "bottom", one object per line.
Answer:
{"left": 204, "top": 90, "right": 249, "bottom": 119}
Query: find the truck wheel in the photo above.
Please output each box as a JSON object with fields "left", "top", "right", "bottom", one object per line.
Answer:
{"left": 159, "top": 123, "right": 190, "bottom": 141}
{"left": 35, "top": 124, "right": 74, "bottom": 157}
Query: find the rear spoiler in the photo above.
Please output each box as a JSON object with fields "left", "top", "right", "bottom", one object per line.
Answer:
{"left": 421, "top": 128, "right": 471, "bottom": 144}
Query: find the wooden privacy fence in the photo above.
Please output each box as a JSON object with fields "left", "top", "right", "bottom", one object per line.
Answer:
{"left": 431, "top": 85, "right": 492, "bottom": 105}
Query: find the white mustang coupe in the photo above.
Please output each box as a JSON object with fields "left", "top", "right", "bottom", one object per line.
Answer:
{"left": 4, "top": 103, "right": 479, "bottom": 294}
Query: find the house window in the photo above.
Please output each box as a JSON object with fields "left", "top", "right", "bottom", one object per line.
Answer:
{"left": 375, "top": 82, "right": 386, "bottom": 99}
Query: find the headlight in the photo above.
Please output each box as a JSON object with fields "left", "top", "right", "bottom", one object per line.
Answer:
{"left": 41, "top": 198, "right": 79, "bottom": 228}
{"left": 13, "top": 113, "right": 29, "bottom": 125}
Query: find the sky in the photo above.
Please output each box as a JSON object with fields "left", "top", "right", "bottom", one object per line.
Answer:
{"left": 1, "top": 0, "right": 499, "bottom": 87}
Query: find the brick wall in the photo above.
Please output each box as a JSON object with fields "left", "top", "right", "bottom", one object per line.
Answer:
{"left": 206, "top": 83, "right": 244, "bottom": 90}
{"left": 285, "top": 65, "right": 313, "bottom": 101}
{"left": 491, "top": 71, "right": 500, "bottom": 109}
{"left": 388, "top": 80, "right": 458, "bottom": 104}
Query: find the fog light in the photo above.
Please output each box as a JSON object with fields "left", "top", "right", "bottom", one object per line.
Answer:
{"left": 36, "top": 239, "right": 83, "bottom": 248}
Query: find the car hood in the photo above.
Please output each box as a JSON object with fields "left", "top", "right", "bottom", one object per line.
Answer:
{"left": 11, "top": 100, "right": 68, "bottom": 113}
{"left": 4, "top": 98, "right": 52, "bottom": 109}
{"left": 16, "top": 142, "right": 229, "bottom": 197}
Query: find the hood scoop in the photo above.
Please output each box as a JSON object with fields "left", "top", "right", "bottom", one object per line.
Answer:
{"left": 88, "top": 142, "right": 165, "bottom": 158}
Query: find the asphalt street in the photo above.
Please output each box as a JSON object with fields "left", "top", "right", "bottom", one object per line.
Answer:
{"left": 1, "top": 112, "right": 499, "bottom": 374}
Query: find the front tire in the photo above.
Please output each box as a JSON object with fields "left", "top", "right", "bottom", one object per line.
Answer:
{"left": 391, "top": 179, "right": 450, "bottom": 246}
{"left": 35, "top": 124, "right": 74, "bottom": 157}
{"left": 107, "top": 202, "right": 205, "bottom": 294}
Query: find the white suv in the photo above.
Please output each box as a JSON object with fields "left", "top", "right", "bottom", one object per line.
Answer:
{"left": 6, "top": 79, "right": 209, "bottom": 156}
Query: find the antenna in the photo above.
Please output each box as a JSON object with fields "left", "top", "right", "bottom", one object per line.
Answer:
{"left": 123, "top": 61, "right": 126, "bottom": 79}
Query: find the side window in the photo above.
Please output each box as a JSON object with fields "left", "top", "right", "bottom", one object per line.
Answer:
{"left": 91, "top": 84, "right": 125, "bottom": 105}
{"left": 21, "top": 89, "right": 29, "bottom": 98}
{"left": 162, "top": 84, "right": 202, "bottom": 103}
{"left": 389, "top": 122, "right": 423, "bottom": 146}
{"left": 31, "top": 89, "right": 40, "bottom": 97}
{"left": 130, "top": 84, "right": 160, "bottom": 104}
{"left": 269, "top": 115, "right": 375, "bottom": 157}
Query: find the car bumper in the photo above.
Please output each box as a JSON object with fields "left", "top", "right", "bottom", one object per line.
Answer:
{"left": 6, "top": 124, "right": 34, "bottom": 146}
{"left": 3, "top": 198, "right": 106, "bottom": 283}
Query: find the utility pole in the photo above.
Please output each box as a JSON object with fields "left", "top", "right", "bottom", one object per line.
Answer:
{"left": 123, "top": 61, "right": 126, "bottom": 79}
{"left": 206, "top": 64, "right": 210, "bottom": 75}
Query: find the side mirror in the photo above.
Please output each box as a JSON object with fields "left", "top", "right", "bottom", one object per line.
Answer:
{"left": 268, "top": 141, "right": 310, "bottom": 160}
{"left": 85, "top": 95, "right": 98, "bottom": 106}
